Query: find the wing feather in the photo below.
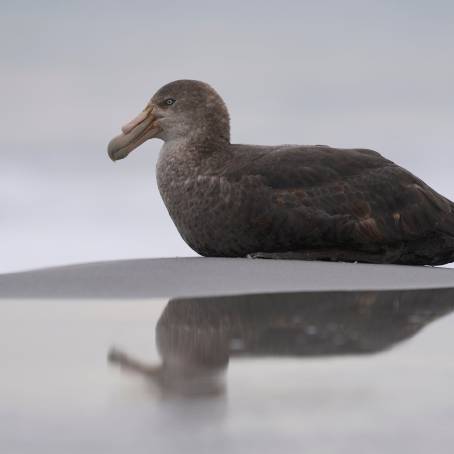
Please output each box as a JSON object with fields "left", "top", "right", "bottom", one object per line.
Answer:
{"left": 225, "top": 145, "right": 453, "bottom": 245}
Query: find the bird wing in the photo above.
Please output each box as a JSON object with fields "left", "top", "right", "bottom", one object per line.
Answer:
{"left": 225, "top": 145, "right": 453, "bottom": 245}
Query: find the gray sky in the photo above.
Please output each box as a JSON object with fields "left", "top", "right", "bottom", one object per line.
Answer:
{"left": 1, "top": 0, "right": 454, "bottom": 271}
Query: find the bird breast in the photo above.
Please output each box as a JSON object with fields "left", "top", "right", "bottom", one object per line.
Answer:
{"left": 156, "top": 150, "right": 269, "bottom": 256}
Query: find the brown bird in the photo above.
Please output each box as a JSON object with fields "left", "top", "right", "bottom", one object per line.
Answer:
{"left": 108, "top": 80, "right": 454, "bottom": 265}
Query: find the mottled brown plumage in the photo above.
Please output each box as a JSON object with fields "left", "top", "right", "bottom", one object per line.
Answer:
{"left": 108, "top": 80, "right": 454, "bottom": 265}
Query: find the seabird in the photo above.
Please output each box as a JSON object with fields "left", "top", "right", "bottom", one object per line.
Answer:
{"left": 108, "top": 80, "right": 454, "bottom": 265}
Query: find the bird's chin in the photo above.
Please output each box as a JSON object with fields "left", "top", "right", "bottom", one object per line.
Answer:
{"left": 108, "top": 108, "right": 161, "bottom": 161}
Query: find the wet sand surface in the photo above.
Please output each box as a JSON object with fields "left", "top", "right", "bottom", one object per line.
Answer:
{"left": 1, "top": 258, "right": 454, "bottom": 298}
{"left": 1, "top": 260, "right": 454, "bottom": 453}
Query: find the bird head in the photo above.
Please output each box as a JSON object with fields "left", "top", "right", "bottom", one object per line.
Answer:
{"left": 108, "top": 79, "right": 230, "bottom": 161}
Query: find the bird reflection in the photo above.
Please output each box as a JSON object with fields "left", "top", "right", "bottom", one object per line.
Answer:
{"left": 109, "top": 288, "right": 454, "bottom": 397}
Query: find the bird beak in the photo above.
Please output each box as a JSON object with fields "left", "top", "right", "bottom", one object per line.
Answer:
{"left": 108, "top": 104, "right": 161, "bottom": 161}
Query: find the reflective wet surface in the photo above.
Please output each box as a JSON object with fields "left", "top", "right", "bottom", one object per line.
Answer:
{"left": 2, "top": 288, "right": 454, "bottom": 453}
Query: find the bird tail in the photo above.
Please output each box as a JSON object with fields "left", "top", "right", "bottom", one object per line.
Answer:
{"left": 445, "top": 202, "right": 454, "bottom": 235}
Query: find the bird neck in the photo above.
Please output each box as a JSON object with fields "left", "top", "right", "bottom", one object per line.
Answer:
{"left": 203, "top": 113, "right": 230, "bottom": 145}
{"left": 186, "top": 116, "right": 230, "bottom": 148}
{"left": 161, "top": 135, "right": 230, "bottom": 162}
{"left": 163, "top": 124, "right": 231, "bottom": 156}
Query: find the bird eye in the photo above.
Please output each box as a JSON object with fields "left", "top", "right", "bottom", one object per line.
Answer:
{"left": 164, "top": 98, "right": 176, "bottom": 106}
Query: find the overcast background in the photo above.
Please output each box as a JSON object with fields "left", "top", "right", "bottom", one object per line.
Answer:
{"left": 1, "top": 0, "right": 453, "bottom": 273}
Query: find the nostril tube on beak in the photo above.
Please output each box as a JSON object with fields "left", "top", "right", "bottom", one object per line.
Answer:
{"left": 121, "top": 109, "right": 150, "bottom": 135}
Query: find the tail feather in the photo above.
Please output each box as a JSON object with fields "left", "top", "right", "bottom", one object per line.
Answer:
{"left": 438, "top": 201, "right": 454, "bottom": 236}
{"left": 398, "top": 233, "right": 454, "bottom": 266}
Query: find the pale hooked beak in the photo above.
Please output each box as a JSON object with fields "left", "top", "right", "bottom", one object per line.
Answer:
{"left": 108, "top": 104, "right": 161, "bottom": 161}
